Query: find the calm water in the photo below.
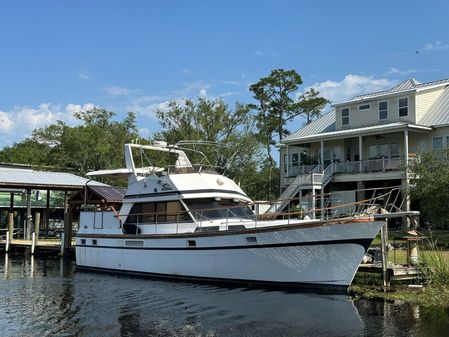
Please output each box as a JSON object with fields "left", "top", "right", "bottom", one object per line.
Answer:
{"left": 0, "top": 255, "right": 448, "bottom": 337}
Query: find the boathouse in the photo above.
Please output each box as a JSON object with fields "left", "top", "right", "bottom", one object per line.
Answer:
{"left": 0, "top": 163, "right": 107, "bottom": 251}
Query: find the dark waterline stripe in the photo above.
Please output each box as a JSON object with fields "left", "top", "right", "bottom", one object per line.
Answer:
{"left": 77, "top": 238, "right": 372, "bottom": 251}
{"left": 124, "top": 188, "right": 249, "bottom": 200}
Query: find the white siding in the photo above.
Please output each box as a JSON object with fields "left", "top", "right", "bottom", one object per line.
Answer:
{"left": 416, "top": 87, "right": 445, "bottom": 124}
{"left": 335, "top": 94, "right": 415, "bottom": 130}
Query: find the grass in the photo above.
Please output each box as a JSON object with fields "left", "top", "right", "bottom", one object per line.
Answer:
{"left": 351, "top": 232, "right": 449, "bottom": 307}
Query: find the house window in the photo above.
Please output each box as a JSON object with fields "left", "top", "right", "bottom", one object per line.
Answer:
{"left": 359, "top": 104, "right": 371, "bottom": 110}
{"left": 433, "top": 137, "right": 443, "bottom": 149}
{"left": 379, "top": 144, "right": 389, "bottom": 158}
{"left": 446, "top": 136, "right": 449, "bottom": 147}
{"left": 399, "top": 98, "right": 408, "bottom": 117}
{"left": 368, "top": 145, "right": 379, "bottom": 159}
{"left": 341, "top": 108, "right": 350, "bottom": 125}
{"left": 379, "top": 101, "right": 388, "bottom": 120}
{"left": 291, "top": 153, "right": 299, "bottom": 167}
{"left": 391, "top": 143, "right": 400, "bottom": 157}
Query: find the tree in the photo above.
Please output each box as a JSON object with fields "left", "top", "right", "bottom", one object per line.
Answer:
{"left": 153, "top": 97, "right": 274, "bottom": 199}
{"left": 249, "top": 68, "right": 329, "bottom": 147}
{"left": 409, "top": 148, "right": 449, "bottom": 229}
{"left": 0, "top": 108, "right": 139, "bottom": 177}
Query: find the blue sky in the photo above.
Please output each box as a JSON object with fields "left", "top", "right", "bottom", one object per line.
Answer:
{"left": 1, "top": 0, "right": 449, "bottom": 147}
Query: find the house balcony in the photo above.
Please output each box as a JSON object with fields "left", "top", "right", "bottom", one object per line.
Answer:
{"left": 284, "top": 156, "right": 411, "bottom": 179}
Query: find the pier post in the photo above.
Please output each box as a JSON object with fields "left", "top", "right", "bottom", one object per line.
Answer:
{"left": 26, "top": 189, "right": 32, "bottom": 240}
{"left": 60, "top": 232, "right": 65, "bottom": 256}
{"left": 5, "top": 231, "right": 10, "bottom": 253}
{"left": 34, "top": 212, "right": 40, "bottom": 243}
{"left": 8, "top": 212, "right": 14, "bottom": 241}
{"left": 380, "top": 221, "right": 389, "bottom": 289}
{"left": 31, "top": 232, "right": 36, "bottom": 255}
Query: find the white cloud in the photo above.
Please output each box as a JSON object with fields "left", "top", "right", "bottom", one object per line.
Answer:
{"left": 104, "top": 85, "right": 133, "bottom": 96}
{"left": 0, "top": 102, "right": 95, "bottom": 147}
{"left": 306, "top": 74, "right": 396, "bottom": 104}
{"left": 77, "top": 73, "right": 92, "bottom": 80}
{"left": 182, "top": 69, "right": 192, "bottom": 74}
{"left": 423, "top": 41, "right": 449, "bottom": 52}
{"left": 384, "top": 67, "right": 418, "bottom": 76}
{"left": 199, "top": 88, "right": 207, "bottom": 97}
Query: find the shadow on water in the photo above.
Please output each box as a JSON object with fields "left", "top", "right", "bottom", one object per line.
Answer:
{"left": 0, "top": 254, "right": 448, "bottom": 337}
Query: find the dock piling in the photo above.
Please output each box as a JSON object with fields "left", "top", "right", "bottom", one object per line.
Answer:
{"left": 31, "top": 232, "right": 36, "bottom": 255}
{"left": 5, "top": 231, "right": 10, "bottom": 253}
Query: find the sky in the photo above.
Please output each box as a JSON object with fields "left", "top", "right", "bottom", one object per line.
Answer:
{"left": 1, "top": 0, "right": 449, "bottom": 147}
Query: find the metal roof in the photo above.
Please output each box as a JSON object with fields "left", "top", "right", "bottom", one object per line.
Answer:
{"left": 0, "top": 168, "right": 107, "bottom": 190}
{"left": 88, "top": 185, "right": 127, "bottom": 203}
{"left": 334, "top": 77, "right": 449, "bottom": 106}
{"left": 282, "top": 122, "right": 431, "bottom": 144}
{"left": 282, "top": 110, "right": 336, "bottom": 142}
{"left": 419, "top": 86, "right": 449, "bottom": 126}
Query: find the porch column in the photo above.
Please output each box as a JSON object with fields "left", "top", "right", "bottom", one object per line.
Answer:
{"left": 286, "top": 145, "right": 289, "bottom": 177}
{"left": 404, "top": 130, "right": 409, "bottom": 167}
{"left": 403, "top": 129, "right": 411, "bottom": 227}
{"left": 26, "top": 189, "right": 32, "bottom": 240}
{"left": 358, "top": 135, "right": 363, "bottom": 172}
{"left": 320, "top": 140, "right": 324, "bottom": 170}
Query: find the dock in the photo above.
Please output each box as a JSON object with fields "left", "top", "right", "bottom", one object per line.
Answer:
{"left": 358, "top": 263, "right": 420, "bottom": 282}
{"left": 0, "top": 238, "right": 75, "bottom": 257}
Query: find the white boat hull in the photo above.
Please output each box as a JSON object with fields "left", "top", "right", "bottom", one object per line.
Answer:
{"left": 75, "top": 219, "right": 384, "bottom": 291}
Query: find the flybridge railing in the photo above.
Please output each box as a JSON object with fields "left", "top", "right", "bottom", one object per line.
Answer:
{"left": 85, "top": 186, "right": 412, "bottom": 235}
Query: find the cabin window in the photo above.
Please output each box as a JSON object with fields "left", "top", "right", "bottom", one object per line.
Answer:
{"left": 124, "top": 201, "right": 189, "bottom": 225}
{"left": 391, "top": 143, "right": 400, "bottom": 157}
{"left": 92, "top": 239, "right": 97, "bottom": 245}
{"left": 185, "top": 198, "right": 254, "bottom": 221}
{"left": 291, "top": 153, "right": 299, "bottom": 167}
{"left": 359, "top": 103, "right": 370, "bottom": 110}
{"left": 246, "top": 236, "right": 257, "bottom": 243}
{"left": 341, "top": 108, "right": 349, "bottom": 125}
{"left": 81, "top": 239, "right": 86, "bottom": 245}
{"left": 433, "top": 137, "right": 443, "bottom": 149}
{"left": 187, "top": 240, "right": 196, "bottom": 247}
{"left": 399, "top": 98, "right": 408, "bottom": 117}
{"left": 379, "top": 101, "right": 388, "bottom": 120}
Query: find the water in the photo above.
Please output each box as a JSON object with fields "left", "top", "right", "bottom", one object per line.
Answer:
{"left": 0, "top": 255, "right": 448, "bottom": 337}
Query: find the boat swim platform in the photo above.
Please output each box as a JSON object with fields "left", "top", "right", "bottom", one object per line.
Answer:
{"left": 0, "top": 239, "right": 75, "bottom": 256}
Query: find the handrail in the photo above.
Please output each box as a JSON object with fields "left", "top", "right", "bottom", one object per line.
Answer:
{"left": 82, "top": 186, "right": 413, "bottom": 235}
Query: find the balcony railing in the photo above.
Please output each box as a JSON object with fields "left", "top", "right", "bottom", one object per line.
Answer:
{"left": 286, "top": 157, "right": 411, "bottom": 180}
{"left": 334, "top": 157, "right": 406, "bottom": 174}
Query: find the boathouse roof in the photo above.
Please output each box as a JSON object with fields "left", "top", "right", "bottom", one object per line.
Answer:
{"left": 0, "top": 166, "right": 107, "bottom": 190}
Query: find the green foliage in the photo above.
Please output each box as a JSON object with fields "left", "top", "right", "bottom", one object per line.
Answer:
{"left": 417, "top": 236, "right": 449, "bottom": 287}
{"left": 0, "top": 108, "right": 139, "bottom": 177}
{"left": 249, "top": 69, "right": 329, "bottom": 143}
{"left": 153, "top": 97, "right": 278, "bottom": 200}
{"left": 409, "top": 148, "right": 449, "bottom": 229}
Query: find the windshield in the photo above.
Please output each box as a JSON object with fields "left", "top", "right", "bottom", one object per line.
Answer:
{"left": 184, "top": 198, "right": 254, "bottom": 221}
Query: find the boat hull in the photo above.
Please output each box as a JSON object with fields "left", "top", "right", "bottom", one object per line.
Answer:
{"left": 75, "top": 219, "right": 384, "bottom": 291}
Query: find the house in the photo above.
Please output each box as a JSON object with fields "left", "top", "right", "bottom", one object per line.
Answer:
{"left": 275, "top": 77, "right": 449, "bottom": 217}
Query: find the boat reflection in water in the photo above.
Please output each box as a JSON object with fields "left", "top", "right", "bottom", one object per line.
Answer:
{"left": 1, "top": 256, "right": 448, "bottom": 337}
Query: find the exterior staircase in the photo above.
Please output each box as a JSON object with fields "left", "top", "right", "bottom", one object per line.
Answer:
{"left": 267, "top": 163, "right": 336, "bottom": 213}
